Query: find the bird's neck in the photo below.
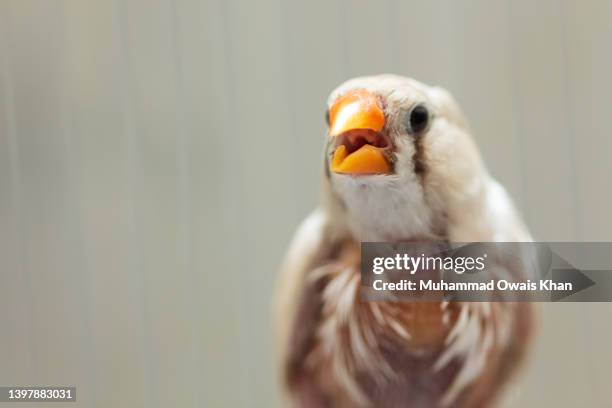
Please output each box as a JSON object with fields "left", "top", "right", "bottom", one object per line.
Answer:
{"left": 328, "top": 177, "right": 443, "bottom": 242}
{"left": 341, "top": 204, "right": 442, "bottom": 242}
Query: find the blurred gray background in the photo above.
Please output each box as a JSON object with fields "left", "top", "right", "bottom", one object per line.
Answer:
{"left": 1, "top": 0, "right": 611, "bottom": 407}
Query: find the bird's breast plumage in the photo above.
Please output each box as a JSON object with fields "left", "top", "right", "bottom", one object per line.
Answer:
{"left": 283, "top": 239, "right": 532, "bottom": 408}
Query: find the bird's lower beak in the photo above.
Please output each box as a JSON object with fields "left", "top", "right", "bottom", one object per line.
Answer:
{"left": 328, "top": 90, "right": 391, "bottom": 175}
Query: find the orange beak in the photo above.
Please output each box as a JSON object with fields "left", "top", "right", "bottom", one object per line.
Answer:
{"left": 328, "top": 90, "right": 391, "bottom": 175}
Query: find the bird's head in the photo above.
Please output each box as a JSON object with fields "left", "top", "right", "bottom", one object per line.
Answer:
{"left": 321, "top": 75, "right": 488, "bottom": 241}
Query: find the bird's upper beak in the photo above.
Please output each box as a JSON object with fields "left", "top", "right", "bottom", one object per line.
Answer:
{"left": 328, "top": 90, "right": 391, "bottom": 175}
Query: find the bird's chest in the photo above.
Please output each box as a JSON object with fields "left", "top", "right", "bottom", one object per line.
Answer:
{"left": 301, "top": 242, "right": 460, "bottom": 407}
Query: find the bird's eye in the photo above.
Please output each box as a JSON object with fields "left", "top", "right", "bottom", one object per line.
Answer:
{"left": 405, "top": 104, "right": 429, "bottom": 134}
{"left": 325, "top": 109, "right": 330, "bottom": 126}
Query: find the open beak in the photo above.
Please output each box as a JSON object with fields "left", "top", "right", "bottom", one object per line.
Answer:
{"left": 328, "top": 90, "right": 391, "bottom": 175}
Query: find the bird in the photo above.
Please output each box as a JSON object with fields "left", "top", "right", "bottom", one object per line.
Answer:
{"left": 275, "top": 74, "right": 534, "bottom": 408}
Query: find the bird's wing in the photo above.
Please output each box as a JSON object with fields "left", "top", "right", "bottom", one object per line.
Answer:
{"left": 274, "top": 209, "right": 329, "bottom": 385}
